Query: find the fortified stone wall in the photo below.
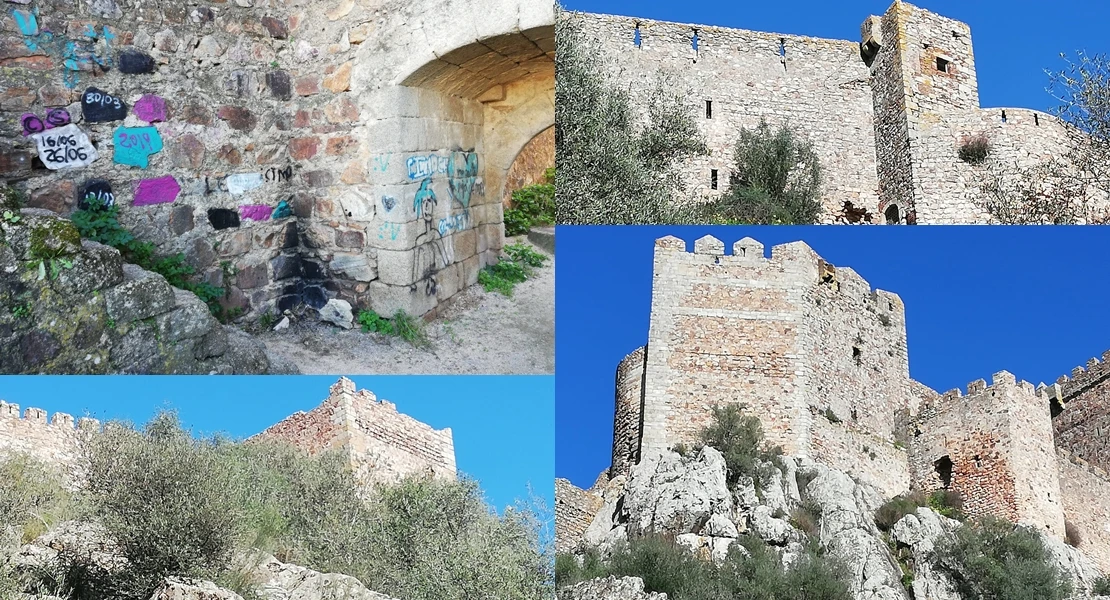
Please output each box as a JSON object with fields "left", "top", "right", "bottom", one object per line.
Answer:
{"left": 1057, "top": 450, "right": 1110, "bottom": 571}
{"left": 569, "top": 12, "right": 879, "bottom": 221}
{"left": 571, "top": 1, "right": 1101, "bottom": 224}
{"left": 0, "top": 400, "right": 97, "bottom": 482}
{"left": 1044, "top": 352, "right": 1110, "bottom": 473}
{"left": 255, "top": 377, "right": 456, "bottom": 484}
{"left": 611, "top": 345, "right": 645, "bottom": 479}
{"left": 0, "top": 0, "right": 553, "bottom": 322}
{"left": 555, "top": 477, "right": 602, "bottom": 554}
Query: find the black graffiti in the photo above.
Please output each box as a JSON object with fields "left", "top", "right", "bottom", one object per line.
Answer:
{"left": 21, "top": 108, "right": 72, "bottom": 136}
{"left": 82, "top": 87, "right": 128, "bottom": 122}
{"left": 265, "top": 165, "right": 293, "bottom": 183}
{"left": 78, "top": 180, "right": 114, "bottom": 210}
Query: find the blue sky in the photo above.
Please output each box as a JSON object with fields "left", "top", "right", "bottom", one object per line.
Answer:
{"left": 555, "top": 226, "right": 1110, "bottom": 488}
{"left": 560, "top": 0, "right": 1109, "bottom": 114}
{"left": 0, "top": 375, "right": 554, "bottom": 514}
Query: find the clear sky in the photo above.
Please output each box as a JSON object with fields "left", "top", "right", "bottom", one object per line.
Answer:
{"left": 0, "top": 375, "right": 554, "bottom": 514}
{"left": 555, "top": 226, "right": 1110, "bottom": 488}
{"left": 559, "top": 0, "right": 1110, "bottom": 114}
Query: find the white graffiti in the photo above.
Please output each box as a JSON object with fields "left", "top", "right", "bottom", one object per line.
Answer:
{"left": 31, "top": 124, "right": 98, "bottom": 170}
{"left": 226, "top": 173, "right": 265, "bottom": 196}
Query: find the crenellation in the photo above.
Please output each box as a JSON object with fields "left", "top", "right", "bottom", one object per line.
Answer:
{"left": 572, "top": 1, "right": 1107, "bottom": 223}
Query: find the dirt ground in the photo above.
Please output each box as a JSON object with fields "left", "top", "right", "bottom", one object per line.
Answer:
{"left": 257, "top": 239, "right": 554, "bottom": 375}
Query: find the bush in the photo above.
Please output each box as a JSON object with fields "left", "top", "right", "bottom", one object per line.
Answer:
{"left": 927, "top": 489, "right": 965, "bottom": 520}
{"left": 875, "top": 492, "right": 927, "bottom": 532}
{"left": 1094, "top": 575, "right": 1110, "bottom": 595}
{"left": 935, "top": 516, "right": 1072, "bottom": 600}
{"left": 1065, "top": 520, "right": 1082, "bottom": 547}
{"left": 555, "top": 549, "right": 607, "bottom": 589}
{"left": 504, "top": 169, "right": 555, "bottom": 236}
{"left": 555, "top": 13, "right": 709, "bottom": 224}
{"left": 357, "top": 309, "right": 429, "bottom": 348}
{"left": 789, "top": 503, "right": 820, "bottom": 537}
{"left": 478, "top": 243, "right": 548, "bottom": 297}
{"left": 704, "top": 118, "right": 823, "bottom": 225}
{"left": 0, "top": 455, "right": 74, "bottom": 544}
{"left": 958, "top": 134, "right": 992, "bottom": 164}
{"left": 698, "top": 404, "right": 783, "bottom": 491}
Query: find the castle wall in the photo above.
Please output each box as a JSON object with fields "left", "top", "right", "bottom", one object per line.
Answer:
{"left": 569, "top": 12, "right": 880, "bottom": 221}
{"left": 911, "top": 372, "right": 1065, "bottom": 537}
{"left": 809, "top": 419, "right": 909, "bottom": 499}
{"left": 0, "top": 401, "right": 97, "bottom": 484}
{"left": 555, "top": 477, "right": 602, "bottom": 554}
{"left": 1046, "top": 351, "right": 1110, "bottom": 473}
{"left": 1057, "top": 450, "right": 1110, "bottom": 571}
{"left": 612, "top": 345, "right": 646, "bottom": 479}
{"left": 640, "top": 236, "right": 814, "bottom": 460}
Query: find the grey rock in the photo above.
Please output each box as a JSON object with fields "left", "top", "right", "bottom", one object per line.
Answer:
{"left": 156, "top": 288, "right": 219, "bottom": 342}
{"left": 750, "top": 505, "right": 793, "bottom": 545}
{"left": 105, "top": 265, "right": 177, "bottom": 322}
{"left": 249, "top": 554, "right": 399, "bottom": 599}
{"left": 273, "top": 316, "right": 290, "bottom": 331}
{"left": 319, "top": 298, "right": 354, "bottom": 329}
{"left": 11, "top": 521, "right": 128, "bottom": 577}
{"left": 701, "top": 513, "right": 739, "bottom": 538}
{"left": 149, "top": 578, "right": 243, "bottom": 600}
{"left": 624, "top": 447, "right": 733, "bottom": 536}
{"left": 330, "top": 254, "right": 376, "bottom": 282}
{"left": 558, "top": 576, "right": 667, "bottom": 600}
{"left": 54, "top": 241, "right": 124, "bottom": 296}
{"left": 891, "top": 509, "right": 962, "bottom": 600}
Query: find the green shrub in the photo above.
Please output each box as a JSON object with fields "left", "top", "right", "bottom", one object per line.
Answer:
{"left": 357, "top": 309, "right": 429, "bottom": 348}
{"left": 698, "top": 404, "right": 783, "bottom": 491}
{"left": 958, "top": 134, "right": 992, "bottom": 164}
{"left": 927, "top": 489, "right": 965, "bottom": 520}
{"left": 555, "top": 549, "right": 607, "bottom": 589}
{"left": 703, "top": 118, "right": 823, "bottom": 225}
{"left": 789, "top": 503, "right": 820, "bottom": 537}
{"left": 875, "top": 492, "right": 926, "bottom": 532}
{"left": 1093, "top": 574, "right": 1110, "bottom": 595}
{"left": 478, "top": 243, "right": 548, "bottom": 298}
{"left": 936, "top": 516, "right": 1072, "bottom": 600}
{"left": 0, "top": 455, "right": 75, "bottom": 544}
{"left": 504, "top": 172, "right": 555, "bottom": 236}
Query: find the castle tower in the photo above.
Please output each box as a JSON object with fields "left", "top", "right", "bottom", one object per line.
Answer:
{"left": 612, "top": 346, "right": 647, "bottom": 479}
{"left": 255, "top": 378, "right": 456, "bottom": 485}
{"left": 867, "top": 1, "right": 984, "bottom": 224}
{"left": 632, "top": 235, "right": 912, "bottom": 497}
{"left": 911, "top": 372, "right": 1066, "bottom": 537}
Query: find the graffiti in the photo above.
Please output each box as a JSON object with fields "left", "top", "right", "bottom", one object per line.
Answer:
{"left": 113, "top": 126, "right": 163, "bottom": 168}
{"left": 133, "top": 176, "right": 180, "bottom": 206}
{"left": 446, "top": 151, "right": 479, "bottom": 208}
{"left": 410, "top": 178, "right": 452, "bottom": 297}
{"left": 31, "top": 124, "right": 98, "bottom": 170}
{"left": 239, "top": 205, "right": 273, "bottom": 221}
{"left": 413, "top": 179, "right": 436, "bottom": 216}
{"left": 264, "top": 165, "right": 294, "bottom": 182}
{"left": 118, "top": 49, "right": 155, "bottom": 74}
{"left": 371, "top": 153, "right": 392, "bottom": 173}
{"left": 133, "top": 94, "right": 166, "bottom": 123}
{"left": 82, "top": 87, "right": 127, "bottom": 122}
{"left": 437, "top": 210, "right": 469, "bottom": 237}
{"left": 273, "top": 199, "right": 293, "bottom": 219}
{"left": 406, "top": 154, "right": 450, "bottom": 180}
{"left": 381, "top": 196, "right": 396, "bottom": 212}
{"left": 21, "top": 108, "right": 71, "bottom": 136}
{"left": 13, "top": 9, "right": 37, "bottom": 37}
{"left": 226, "top": 173, "right": 265, "bottom": 195}
{"left": 378, "top": 222, "right": 400, "bottom": 241}
{"left": 14, "top": 10, "right": 113, "bottom": 89}
{"left": 78, "top": 180, "right": 114, "bottom": 210}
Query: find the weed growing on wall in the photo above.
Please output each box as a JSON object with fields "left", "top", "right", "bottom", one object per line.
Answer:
{"left": 357, "top": 309, "right": 429, "bottom": 348}
{"left": 504, "top": 168, "right": 555, "bottom": 236}
{"left": 477, "top": 243, "right": 547, "bottom": 298}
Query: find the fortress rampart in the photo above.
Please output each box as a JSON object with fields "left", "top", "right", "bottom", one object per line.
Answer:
{"left": 0, "top": 400, "right": 99, "bottom": 483}
{"left": 575, "top": 235, "right": 1110, "bottom": 568}
{"left": 568, "top": 1, "right": 1104, "bottom": 224}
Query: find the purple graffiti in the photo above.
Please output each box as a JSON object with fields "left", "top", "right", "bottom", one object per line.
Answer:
{"left": 21, "top": 108, "right": 71, "bottom": 136}
{"left": 133, "top": 94, "right": 167, "bottom": 123}
{"left": 133, "top": 175, "right": 180, "bottom": 206}
{"left": 238, "top": 204, "right": 273, "bottom": 221}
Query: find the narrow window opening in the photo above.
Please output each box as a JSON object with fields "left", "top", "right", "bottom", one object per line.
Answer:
{"left": 634, "top": 25, "right": 641, "bottom": 47}
{"left": 779, "top": 38, "right": 786, "bottom": 57}
{"left": 934, "top": 456, "right": 954, "bottom": 488}
{"left": 885, "top": 204, "right": 901, "bottom": 224}
{"left": 952, "top": 30, "right": 960, "bottom": 38}
{"left": 691, "top": 29, "right": 699, "bottom": 52}
{"left": 852, "top": 346, "right": 862, "bottom": 364}
{"left": 936, "top": 56, "right": 950, "bottom": 73}
{"left": 1001, "top": 110, "right": 1008, "bottom": 123}
{"left": 974, "top": 455, "right": 982, "bottom": 468}
{"left": 710, "top": 169, "right": 718, "bottom": 190}
{"left": 851, "top": 408, "right": 859, "bottom": 422}
{"left": 705, "top": 100, "right": 712, "bottom": 119}
{"left": 1034, "top": 113, "right": 1040, "bottom": 126}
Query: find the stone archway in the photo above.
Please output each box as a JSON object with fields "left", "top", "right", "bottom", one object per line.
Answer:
{"left": 502, "top": 125, "right": 554, "bottom": 207}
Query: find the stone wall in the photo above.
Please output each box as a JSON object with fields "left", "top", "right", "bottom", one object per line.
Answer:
{"left": 555, "top": 477, "right": 602, "bottom": 554}
{"left": 611, "top": 345, "right": 645, "bottom": 479}
{"left": 910, "top": 372, "right": 1065, "bottom": 538}
{"left": 0, "top": 0, "right": 553, "bottom": 321}
{"left": 1057, "top": 450, "right": 1110, "bottom": 571}
{"left": 1044, "top": 351, "right": 1110, "bottom": 472}
{"left": 0, "top": 400, "right": 96, "bottom": 483}
{"left": 570, "top": 1, "right": 1103, "bottom": 224}
{"left": 255, "top": 377, "right": 456, "bottom": 485}
{"left": 0, "top": 208, "right": 271, "bottom": 374}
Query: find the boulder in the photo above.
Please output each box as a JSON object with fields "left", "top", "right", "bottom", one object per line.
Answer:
{"left": 149, "top": 578, "right": 244, "bottom": 600}
{"left": 624, "top": 447, "right": 733, "bottom": 536}
{"left": 890, "top": 509, "right": 962, "bottom": 600}
{"left": 11, "top": 521, "right": 128, "bottom": 578}
{"left": 319, "top": 298, "right": 354, "bottom": 329}
{"left": 249, "top": 554, "right": 399, "bottom": 599}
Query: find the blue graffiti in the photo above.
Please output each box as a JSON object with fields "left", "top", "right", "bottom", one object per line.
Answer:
{"left": 378, "top": 222, "right": 400, "bottom": 241}
{"left": 17, "top": 17, "right": 114, "bottom": 89}
{"left": 413, "top": 178, "right": 436, "bottom": 216}
{"left": 438, "top": 210, "right": 470, "bottom": 236}
{"left": 13, "top": 9, "right": 37, "bottom": 37}
{"left": 446, "top": 151, "right": 479, "bottom": 209}
{"left": 371, "top": 153, "right": 392, "bottom": 173}
{"left": 381, "top": 196, "right": 396, "bottom": 212}
{"left": 407, "top": 154, "right": 450, "bottom": 180}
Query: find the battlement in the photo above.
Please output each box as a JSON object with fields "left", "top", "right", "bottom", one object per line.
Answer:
{"left": 921, "top": 371, "right": 1038, "bottom": 415}
{"left": 0, "top": 400, "right": 98, "bottom": 484}
{"left": 0, "top": 401, "right": 101, "bottom": 431}
{"left": 1039, "top": 350, "right": 1110, "bottom": 405}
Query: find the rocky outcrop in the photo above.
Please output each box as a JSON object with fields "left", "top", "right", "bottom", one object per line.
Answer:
{"left": 0, "top": 209, "right": 273, "bottom": 374}
{"left": 249, "top": 554, "right": 399, "bottom": 600}
{"left": 557, "top": 576, "right": 667, "bottom": 600}
{"left": 623, "top": 447, "right": 733, "bottom": 537}
{"left": 9, "top": 521, "right": 129, "bottom": 578}
{"left": 150, "top": 578, "right": 244, "bottom": 600}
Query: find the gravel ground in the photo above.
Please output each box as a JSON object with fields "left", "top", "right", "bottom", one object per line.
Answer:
{"left": 257, "top": 239, "right": 554, "bottom": 375}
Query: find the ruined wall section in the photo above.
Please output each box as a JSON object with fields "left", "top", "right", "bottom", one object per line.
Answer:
{"left": 611, "top": 345, "right": 646, "bottom": 479}
{"left": 640, "top": 236, "right": 814, "bottom": 461}
{"left": 0, "top": 401, "right": 97, "bottom": 482}
{"left": 1045, "top": 351, "right": 1110, "bottom": 473}
{"left": 867, "top": 8, "right": 915, "bottom": 223}
{"left": 256, "top": 378, "right": 456, "bottom": 484}
{"left": 911, "top": 372, "right": 1065, "bottom": 537}
{"left": 571, "top": 13, "right": 880, "bottom": 222}
{"left": 1057, "top": 450, "right": 1110, "bottom": 571}
{"left": 555, "top": 477, "right": 602, "bottom": 554}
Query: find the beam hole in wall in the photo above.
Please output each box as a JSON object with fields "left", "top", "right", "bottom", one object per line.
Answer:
{"left": 885, "top": 204, "right": 901, "bottom": 224}
{"left": 936, "top": 57, "right": 950, "bottom": 73}
{"left": 706, "top": 100, "right": 712, "bottom": 119}
{"left": 935, "top": 456, "right": 953, "bottom": 488}
{"left": 974, "top": 455, "right": 982, "bottom": 468}
{"left": 711, "top": 169, "right": 718, "bottom": 190}
{"left": 779, "top": 38, "right": 786, "bottom": 57}
{"left": 1001, "top": 110, "right": 1008, "bottom": 123}
{"left": 634, "top": 24, "right": 641, "bottom": 47}
{"left": 1034, "top": 113, "right": 1040, "bottom": 126}
{"left": 852, "top": 345, "right": 862, "bottom": 364}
